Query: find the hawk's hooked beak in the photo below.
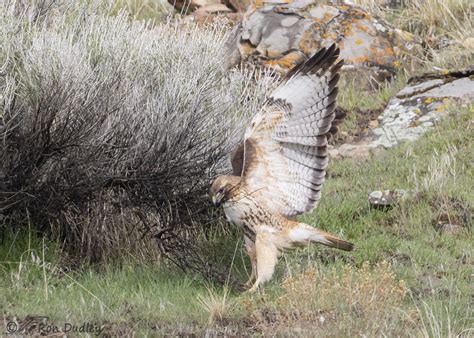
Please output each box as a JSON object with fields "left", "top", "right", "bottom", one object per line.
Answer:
{"left": 211, "top": 193, "right": 223, "bottom": 207}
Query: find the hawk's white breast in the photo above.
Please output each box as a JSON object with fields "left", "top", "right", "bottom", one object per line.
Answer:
{"left": 223, "top": 200, "right": 251, "bottom": 228}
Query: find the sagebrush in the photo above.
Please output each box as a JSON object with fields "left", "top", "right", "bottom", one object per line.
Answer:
{"left": 0, "top": 0, "right": 273, "bottom": 277}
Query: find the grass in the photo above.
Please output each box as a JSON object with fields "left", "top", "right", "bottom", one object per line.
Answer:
{"left": 354, "top": 0, "right": 474, "bottom": 70}
{"left": 2, "top": 107, "right": 472, "bottom": 335}
{"left": 110, "top": 0, "right": 174, "bottom": 23}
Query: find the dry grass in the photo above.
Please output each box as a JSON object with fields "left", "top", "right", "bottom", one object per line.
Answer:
{"left": 197, "top": 286, "right": 236, "bottom": 325}
{"left": 410, "top": 145, "right": 458, "bottom": 194}
{"left": 243, "top": 262, "right": 407, "bottom": 336}
{"left": 353, "top": 0, "right": 474, "bottom": 69}
{"left": 110, "top": 0, "right": 174, "bottom": 23}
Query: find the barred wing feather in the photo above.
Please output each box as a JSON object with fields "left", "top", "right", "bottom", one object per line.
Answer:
{"left": 241, "top": 44, "right": 343, "bottom": 218}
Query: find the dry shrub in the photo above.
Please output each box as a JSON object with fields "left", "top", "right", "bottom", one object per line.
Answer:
{"left": 0, "top": 0, "right": 273, "bottom": 277}
{"left": 245, "top": 262, "right": 407, "bottom": 336}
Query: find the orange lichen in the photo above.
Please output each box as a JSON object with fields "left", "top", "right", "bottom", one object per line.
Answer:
{"left": 343, "top": 24, "right": 355, "bottom": 37}
{"left": 352, "top": 55, "right": 370, "bottom": 63}
{"left": 322, "top": 31, "right": 338, "bottom": 40}
{"left": 322, "top": 12, "right": 337, "bottom": 23}
{"left": 384, "top": 47, "right": 395, "bottom": 56}
{"left": 264, "top": 52, "right": 302, "bottom": 69}
{"left": 238, "top": 41, "right": 256, "bottom": 57}
{"left": 356, "top": 23, "right": 371, "bottom": 34}
{"left": 299, "top": 29, "right": 324, "bottom": 55}
{"left": 254, "top": 0, "right": 263, "bottom": 9}
{"left": 267, "top": 49, "right": 284, "bottom": 58}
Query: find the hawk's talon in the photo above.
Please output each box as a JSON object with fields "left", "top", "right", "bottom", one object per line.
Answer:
{"left": 245, "top": 280, "right": 261, "bottom": 293}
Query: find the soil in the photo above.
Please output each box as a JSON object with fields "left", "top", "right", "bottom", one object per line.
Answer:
{"left": 330, "top": 107, "right": 383, "bottom": 146}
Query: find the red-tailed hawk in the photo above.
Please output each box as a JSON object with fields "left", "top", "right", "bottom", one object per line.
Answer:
{"left": 210, "top": 44, "right": 353, "bottom": 292}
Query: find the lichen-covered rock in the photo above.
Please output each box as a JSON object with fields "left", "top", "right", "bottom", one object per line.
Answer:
{"left": 368, "top": 189, "right": 412, "bottom": 208}
{"left": 225, "top": 0, "right": 420, "bottom": 78}
{"left": 190, "top": 3, "right": 235, "bottom": 23}
{"left": 370, "top": 67, "right": 474, "bottom": 148}
{"left": 329, "top": 67, "right": 474, "bottom": 158}
{"left": 169, "top": 0, "right": 235, "bottom": 15}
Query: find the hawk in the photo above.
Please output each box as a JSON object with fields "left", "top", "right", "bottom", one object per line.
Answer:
{"left": 209, "top": 44, "right": 354, "bottom": 292}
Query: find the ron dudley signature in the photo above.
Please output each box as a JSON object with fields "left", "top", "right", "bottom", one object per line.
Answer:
{"left": 5, "top": 318, "right": 104, "bottom": 336}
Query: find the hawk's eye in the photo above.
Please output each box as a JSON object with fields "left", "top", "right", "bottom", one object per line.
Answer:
{"left": 218, "top": 188, "right": 224, "bottom": 194}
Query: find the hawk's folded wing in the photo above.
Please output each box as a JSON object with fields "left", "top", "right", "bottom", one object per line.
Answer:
{"left": 241, "top": 44, "right": 343, "bottom": 218}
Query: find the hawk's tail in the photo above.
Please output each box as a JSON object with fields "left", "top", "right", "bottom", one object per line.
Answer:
{"left": 288, "top": 223, "right": 354, "bottom": 251}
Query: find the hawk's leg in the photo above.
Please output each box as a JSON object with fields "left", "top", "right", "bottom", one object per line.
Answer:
{"left": 247, "top": 232, "right": 279, "bottom": 293}
{"left": 244, "top": 236, "right": 257, "bottom": 287}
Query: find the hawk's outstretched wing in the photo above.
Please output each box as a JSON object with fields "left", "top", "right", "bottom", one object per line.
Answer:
{"left": 240, "top": 44, "right": 343, "bottom": 218}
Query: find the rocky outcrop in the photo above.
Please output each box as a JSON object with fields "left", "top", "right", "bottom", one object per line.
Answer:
{"left": 330, "top": 67, "right": 474, "bottom": 159}
{"left": 370, "top": 67, "right": 474, "bottom": 148}
{"left": 225, "top": 0, "right": 421, "bottom": 83}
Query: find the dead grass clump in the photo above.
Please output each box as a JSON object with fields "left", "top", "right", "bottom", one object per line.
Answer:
{"left": 245, "top": 262, "right": 407, "bottom": 335}
{"left": 411, "top": 145, "right": 458, "bottom": 194}
{"left": 197, "top": 286, "right": 236, "bottom": 325}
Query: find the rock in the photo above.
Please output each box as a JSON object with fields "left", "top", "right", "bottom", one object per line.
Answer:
{"left": 225, "top": 0, "right": 421, "bottom": 81}
{"left": 331, "top": 66, "right": 474, "bottom": 159}
{"left": 437, "top": 223, "right": 463, "bottom": 235}
{"left": 193, "top": 3, "right": 232, "bottom": 17}
{"left": 193, "top": 0, "right": 219, "bottom": 7}
{"left": 185, "top": 4, "right": 240, "bottom": 24}
{"left": 368, "top": 189, "right": 412, "bottom": 207}
{"left": 225, "top": 0, "right": 251, "bottom": 12}
{"left": 169, "top": 0, "right": 237, "bottom": 18}
{"left": 368, "top": 119, "right": 379, "bottom": 128}
{"left": 370, "top": 67, "right": 474, "bottom": 148}
{"left": 329, "top": 143, "right": 379, "bottom": 159}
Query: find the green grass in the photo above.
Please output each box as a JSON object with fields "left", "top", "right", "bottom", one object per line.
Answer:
{"left": 1, "top": 107, "right": 472, "bottom": 335}
{"left": 110, "top": 0, "right": 174, "bottom": 23}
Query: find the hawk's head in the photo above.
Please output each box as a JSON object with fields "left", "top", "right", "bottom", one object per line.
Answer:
{"left": 209, "top": 175, "right": 241, "bottom": 207}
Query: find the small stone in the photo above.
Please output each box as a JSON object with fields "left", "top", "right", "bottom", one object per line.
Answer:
{"left": 418, "top": 115, "right": 431, "bottom": 122}
{"left": 368, "top": 120, "right": 379, "bottom": 128}
{"left": 368, "top": 189, "right": 412, "bottom": 207}
{"left": 437, "top": 223, "right": 463, "bottom": 235}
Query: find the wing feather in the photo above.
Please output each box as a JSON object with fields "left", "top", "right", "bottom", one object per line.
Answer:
{"left": 241, "top": 44, "right": 342, "bottom": 217}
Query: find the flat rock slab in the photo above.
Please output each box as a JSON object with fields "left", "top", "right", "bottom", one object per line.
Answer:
{"left": 331, "top": 68, "right": 474, "bottom": 158}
